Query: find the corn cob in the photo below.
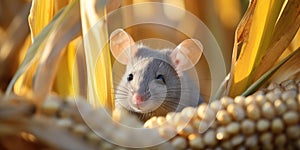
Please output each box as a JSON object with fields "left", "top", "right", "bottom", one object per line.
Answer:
{"left": 145, "top": 79, "right": 300, "bottom": 149}
{"left": 1, "top": 79, "right": 300, "bottom": 149}
{"left": 40, "top": 95, "right": 170, "bottom": 149}
{"left": 0, "top": 94, "right": 169, "bottom": 149}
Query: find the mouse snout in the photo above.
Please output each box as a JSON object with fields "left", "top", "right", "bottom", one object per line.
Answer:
{"left": 133, "top": 93, "right": 144, "bottom": 107}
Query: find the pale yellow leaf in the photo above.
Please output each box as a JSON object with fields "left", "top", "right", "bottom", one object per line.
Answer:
{"left": 53, "top": 37, "right": 80, "bottom": 97}
{"left": 242, "top": 47, "right": 300, "bottom": 96}
{"left": 79, "top": 0, "right": 119, "bottom": 109}
{"left": 253, "top": 0, "right": 300, "bottom": 81}
{"left": 228, "top": 0, "right": 286, "bottom": 97}
{"left": 269, "top": 47, "right": 300, "bottom": 83}
{"left": 28, "top": 0, "right": 55, "bottom": 39}
{"left": 28, "top": 0, "right": 70, "bottom": 39}
{"left": 32, "top": 1, "right": 81, "bottom": 103}
{"left": 19, "top": 0, "right": 79, "bottom": 99}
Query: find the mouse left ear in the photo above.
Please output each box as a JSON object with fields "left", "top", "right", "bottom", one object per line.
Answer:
{"left": 170, "top": 39, "right": 203, "bottom": 71}
{"left": 110, "top": 28, "right": 136, "bottom": 65}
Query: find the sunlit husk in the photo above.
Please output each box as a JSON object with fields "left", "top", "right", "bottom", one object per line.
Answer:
{"left": 228, "top": 0, "right": 300, "bottom": 97}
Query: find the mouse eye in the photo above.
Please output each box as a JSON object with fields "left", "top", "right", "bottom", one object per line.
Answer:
{"left": 127, "top": 73, "right": 133, "bottom": 81}
{"left": 156, "top": 74, "right": 165, "bottom": 83}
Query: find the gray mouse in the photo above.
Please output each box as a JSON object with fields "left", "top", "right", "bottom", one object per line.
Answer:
{"left": 110, "top": 29, "right": 204, "bottom": 121}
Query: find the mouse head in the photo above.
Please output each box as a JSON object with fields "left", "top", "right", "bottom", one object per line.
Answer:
{"left": 110, "top": 29, "right": 203, "bottom": 120}
{"left": 110, "top": 28, "right": 203, "bottom": 72}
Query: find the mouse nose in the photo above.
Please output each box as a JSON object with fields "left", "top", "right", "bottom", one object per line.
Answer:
{"left": 133, "top": 93, "right": 144, "bottom": 106}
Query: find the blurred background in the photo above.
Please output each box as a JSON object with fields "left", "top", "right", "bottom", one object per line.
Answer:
{"left": 0, "top": 0, "right": 249, "bottom": 100}
{"left": 120, "top": 0, "right": 248, "bottom": 71}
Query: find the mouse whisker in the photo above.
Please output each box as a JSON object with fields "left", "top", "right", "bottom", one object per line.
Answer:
{"left": 149, "top": 98, "right": 179, "bottom": 104}
{"left": 164, "top": 97, "right": 197, "bottom": 103}
{"left": 162, "top": 105, "right": 178, "bottom": 111}
{"left": 114, "top": 97, "right": 129, "bottom": 100}
{"left": 159, "top": 103, "right": 178, "bottom": 112}
{"left": 113, "top": 89, "right": 129, "bottom": 93}
{"left": 161, "top": 102, "right": 188, "bottom": 109}
{"left": 135, "top": 111, "right": 151, "bottom": 121}
{"left": 142, "top": 113, "right": 153, "bottom": 121}
{"left": 114, "top": 91, "right": 129, "bottom": 95}
{"left": 174, "top": 101, "right": 197, "bottom": 108}
{"left": 114, "top": 90, "right": 130, "bottom": 94}
{"left": 115, "top": 88, "right": 131, "bottom": 94}
{"left": 163, "top": 99, "right": 196, "bottom": 108}
{"left": 116, "top": 85, "right": 131, "bottom": 91}
{"left": 159, "top": 102, "right": 180, "bottom": 110}
{"left": 115, "top": 93, "right": 128, "bottom": 96}
{"left": 115, "top": 93, "right": 130, "bottom": 98}
{"left": 162, "top": 99, "right": 180, "bottom": 105}
{"left": 144, "top": 99, "right": 170, "bottom": 113}
{"left": 115, "top": 89, "right": 129, "bottom": 93}
{"left": 154, "top": 103, "right": 170, "bottom": 112}
{"left": 114, "top": 99, "right": 128, "bottom": 103}
{"left": 115, "top": 96, "right": 129, "bottom": 100}
{"left": 114, "top": 96, "right": 129, "bottom": 100}
{"left": 115, "top": 93, "right": 130, "bottom": 97}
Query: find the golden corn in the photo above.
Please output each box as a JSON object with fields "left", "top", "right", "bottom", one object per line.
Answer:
{"left": 1, "top": 79, "right": 300, "bottom": 149}
{"left": 145, "top": 79, "right": 300, "bottom": 149}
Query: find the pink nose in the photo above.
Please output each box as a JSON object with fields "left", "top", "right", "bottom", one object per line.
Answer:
{"left": 133, "top": 93, "right": 144, "bottom": 106}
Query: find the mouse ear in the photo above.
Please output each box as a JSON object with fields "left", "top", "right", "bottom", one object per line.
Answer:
{"left": 110, "top": 28, "right": 136, "bottom": 64}
{"left": 170, "top": 39, "right": 203, "bottom": 71}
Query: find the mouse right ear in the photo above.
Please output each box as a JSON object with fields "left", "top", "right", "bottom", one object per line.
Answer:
{"left": 170, "top": 39, "right": 203, "bottom": 71}
{"left": 110, "top": 28, "right": 136, "bottom": 65}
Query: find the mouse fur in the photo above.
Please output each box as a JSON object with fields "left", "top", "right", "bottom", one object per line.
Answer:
{"left": 110, "top": 29, "right": 204, "bottom": 121}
